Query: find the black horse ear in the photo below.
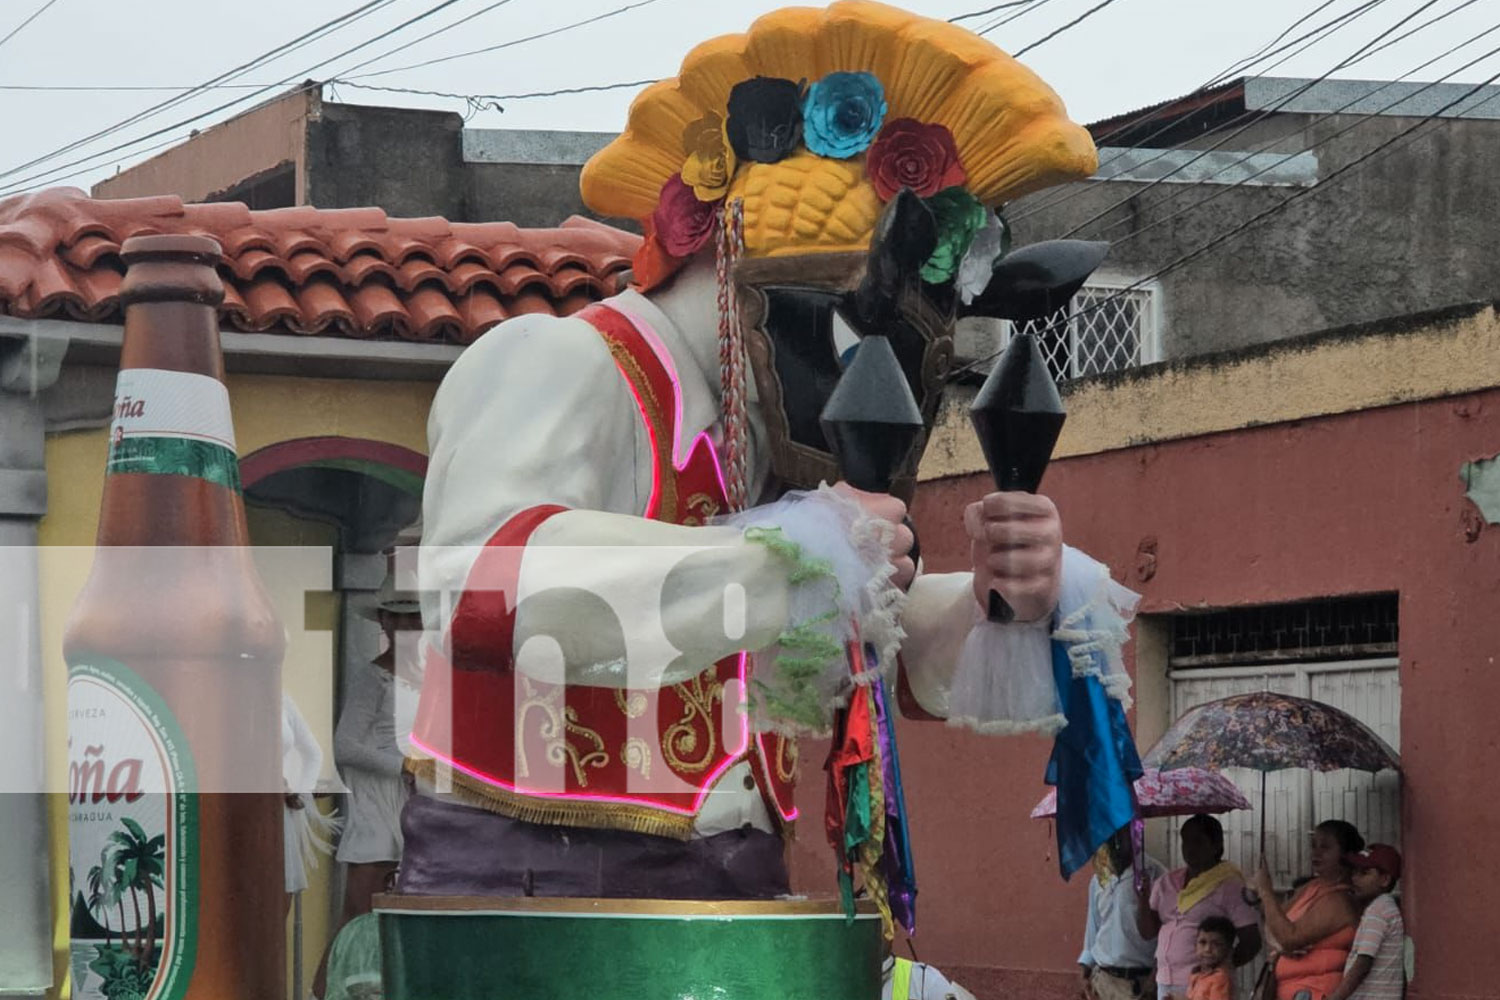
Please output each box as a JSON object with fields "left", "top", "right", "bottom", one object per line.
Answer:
{"left": 847, "top": 188, "right": 937, "bottom": 334}
{"left": 960, "top": 239, "right": 1109, "bottom": 323}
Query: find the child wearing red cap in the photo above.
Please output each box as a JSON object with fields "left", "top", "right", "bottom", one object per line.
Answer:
{"left": 1328, "top": 844, "right": 1405, "bottom": 1000}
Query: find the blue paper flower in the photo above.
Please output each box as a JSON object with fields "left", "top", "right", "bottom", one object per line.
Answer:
{"left": 801, "top": 72, "right": 887, "bottom": 160}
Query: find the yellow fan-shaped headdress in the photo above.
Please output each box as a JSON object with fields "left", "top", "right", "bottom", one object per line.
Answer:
{"left": 581, "top": 0, "right": 1097, "bottom": 271}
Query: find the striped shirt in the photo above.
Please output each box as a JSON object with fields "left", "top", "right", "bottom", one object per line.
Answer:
{"left": 1347, "top": 893, "right": 1405, "bottom": 999}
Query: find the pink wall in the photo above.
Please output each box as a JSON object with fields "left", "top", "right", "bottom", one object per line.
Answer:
{"left": 791, "top": 387, "right": 1500, "bottom": 1000}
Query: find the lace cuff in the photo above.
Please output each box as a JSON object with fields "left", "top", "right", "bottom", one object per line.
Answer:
{"left": 721, "top": 484, "right": 906, "bottom": 736}
{"left": 947, "top": 545, "right": 1138, "bottom": 736}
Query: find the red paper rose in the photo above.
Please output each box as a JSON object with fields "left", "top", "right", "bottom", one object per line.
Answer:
{"left": 866, "top": 118, "right": 967, "bottom": 201}
{"left": 651, "top": 173, "right": 722, "bottom": 258}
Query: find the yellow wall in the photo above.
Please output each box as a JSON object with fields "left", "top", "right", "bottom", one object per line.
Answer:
{"left": 39, "top": 372, "right": 434, "bottom": 999}
{"left": 918, "top": 303, "right": 1500, "bottom": 480}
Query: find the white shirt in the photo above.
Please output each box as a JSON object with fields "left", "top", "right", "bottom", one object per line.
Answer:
{"left": 1079, "top": 857, "right": 1165, "bottom": 970}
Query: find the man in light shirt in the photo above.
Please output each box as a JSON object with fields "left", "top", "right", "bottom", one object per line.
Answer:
{"left": 1081, "top": 828, "right": 1165, "bottom": 1000}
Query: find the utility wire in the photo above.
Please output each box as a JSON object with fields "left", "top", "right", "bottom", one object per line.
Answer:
{"left": 1206, "top": 0, "right": 1345, "bottom": 87}
{"left": 1009, "top": 0, "right": 1399, "bottom": 223}
{"left": 331, "top": 78, "right": 660, "bottom": 102}
{"left": 977, "top": 0, "right": 1059, "bottom": 37}
{"left": 950, "top": 50, "right": 1500, "bottom": 382}
{"left": 1088, "top": 0, "right": 1495, "bottom": 236}
{"left": 0, "top": 0, "right": 63, "bottom": 52}
{"left": 0, "top": 83, "right": 283, "bottom": 92}
{"left": 329, "top": 0, "right": 521, "bottom": 81}
{"left": 0, "top": 0, "right": 398, "bottom": 183}
{"left": 1022, "top": 0, "right": 1447, "bottom": 233}
{"left": 1099, "top": 29, "right": 1500, "bottom": 247}
{"left": 1013, "top": 0, "right": 1126, "bottom": 58}
{"left": 1203, "top": 0, "right": 1387, "bottom": 89}
{"left": 949, "top": 0, "right": 1037, "bottom": 22}
{"left": 346, "top": 0, "right": 668, "bottom": 80}
{"left": 0, "top": 0, "right": 477, "bottom": 197}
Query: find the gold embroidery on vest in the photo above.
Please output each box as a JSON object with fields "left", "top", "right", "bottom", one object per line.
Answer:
{"left": 623, "top": 737, "right": 652, "bottom": 780}
{"left": 775, "top": 735, "right": 799, "bottom": 784}
{"left": 663, "top": 673, "right": 724, "bottom": 774}
{"left": 516, "top": 677, "right": 608, "bottom": 786}
{"left": 682, "top": 492, "right": 722, "bottom": 526}
{"left": 558, "top": 706, "right": 609, "bottom": 787}
{"left": 615, "top": 689, "right": 648, "bottom": 719}
{"left": 597, "top": 330, "right": 679, "bottom": 519}
{"left": 406, "top": 757, "right": 697, "bottom": 841}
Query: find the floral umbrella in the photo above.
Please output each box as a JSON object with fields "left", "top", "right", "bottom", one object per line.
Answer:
{"left": 1030, "top": 767, "right": 1250, "bottom": 820}
{"left": 1141, "top": 692, "right": 1400, "bottom": 854}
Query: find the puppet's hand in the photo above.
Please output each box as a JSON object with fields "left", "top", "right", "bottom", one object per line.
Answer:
{"left": 964, "top": 492, "right": 1062, "bottom": 623}
{"left": 831, "top": 483, "right": 916, "bottom": 590}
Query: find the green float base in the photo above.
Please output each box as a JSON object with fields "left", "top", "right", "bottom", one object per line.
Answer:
{"left": 374, "top": 894, "right": 882, "bottom": 1000}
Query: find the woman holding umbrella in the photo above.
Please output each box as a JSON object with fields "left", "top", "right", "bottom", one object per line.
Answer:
{"left": 1252, "top": 821, "right": 1363, "bottom": 1000}
{"left": 1136, "top": 814, "right": 1263, "bottom": 999}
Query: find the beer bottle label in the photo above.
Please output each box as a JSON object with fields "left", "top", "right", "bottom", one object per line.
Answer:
{"left": 107, "top": 367, "right": 241, "bottom": 493}
{"left": 68, "top": 657, "right": 198, "bottom": 1000}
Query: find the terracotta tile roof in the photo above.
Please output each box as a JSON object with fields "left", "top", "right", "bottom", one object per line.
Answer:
{"left": 0, "top": 187, "right": 642, "bottom": 344}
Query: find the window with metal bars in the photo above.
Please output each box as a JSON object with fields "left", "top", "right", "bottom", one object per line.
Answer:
{"left": 1005, "top": 277, "right": 1162, "bottom": 382}
{"left": 1168, "top": 594, "right": 1399, "bottom": 669}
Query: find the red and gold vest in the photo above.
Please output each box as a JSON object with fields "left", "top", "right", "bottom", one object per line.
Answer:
{"left": 409, "top": 303, "right": 798, "bottom": 840}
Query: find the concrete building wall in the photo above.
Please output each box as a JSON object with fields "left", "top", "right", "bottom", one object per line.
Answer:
{"left": 791, "top": 306, "right": 1500, "bottom": 1000}
{"left": 1011, "top": 114, "right": 1500, "bottom": 361}
{"left": 304, "top": 103, "right": 468, "bottom": 219}
{"left": 91, "top": 89, "right": 316, "bottom": 204}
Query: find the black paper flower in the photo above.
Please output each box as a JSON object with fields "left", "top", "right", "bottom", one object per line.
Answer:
{"left": 725, "top": 76, "right": 805, "bottom": 164}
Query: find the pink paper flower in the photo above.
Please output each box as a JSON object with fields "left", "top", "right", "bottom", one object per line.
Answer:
{"left": 651, "top": 173, "right": 721, "bottom": 257}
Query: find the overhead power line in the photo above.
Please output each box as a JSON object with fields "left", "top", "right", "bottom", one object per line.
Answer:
{"left": 0, "top": 0, "right": 399, "bottom": 184}
{"left": 346, "top": 0, "right": 669, "bottom": 80}
{"left": 1013, "top": 0, "right": 1127, "bottom": 58}
{"left": 977, "top": 0, "right": 1059, "bottom": 37}
{"left": 0, "top": 0, "right": 63, "bottom": 52}
{"left": 1012, "top": 0, "right": 1456, "bottom": 228}
{"left": 1050, "top": 0, "right": 1457, "bottom": 238}
{"left": 330, "top": 0, "right": 521, "bottom": 80}
{"left": 948, "top": 0, "right": 1037, "bottom": 22}
{"left": 0, "top": 84, "right": 282, "bottom": 92}
{"left": 331, "top": 78, "right": 661, "bottom": 103}
{"left": 0, "top": 0, "right": 478, "bottom": 197}
{"left": 1007, "top": 0, "right": 1401, "bottom": 223}
{"left": 1099, "top": 29, "right": 1500, "bottom": 247}
{"left": 951, "top": 46, "right": 1500, "bottom": 382}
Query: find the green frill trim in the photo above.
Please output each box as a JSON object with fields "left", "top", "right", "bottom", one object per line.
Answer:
{"left": 744, "top": 525, "right": 847, "bottom": 732}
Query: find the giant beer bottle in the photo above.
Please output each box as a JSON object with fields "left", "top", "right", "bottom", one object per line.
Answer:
{"left": 65, "top": 235, "right": 286, "bottom": 999}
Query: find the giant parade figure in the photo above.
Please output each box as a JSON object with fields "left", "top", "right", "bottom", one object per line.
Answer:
{"left": 387, "top": 3, "right": 1144, "bottom": 992}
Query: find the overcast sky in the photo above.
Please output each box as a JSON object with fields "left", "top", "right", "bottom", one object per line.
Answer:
{"left": 0, "top": 0, "right": 1494, "bottom": 199}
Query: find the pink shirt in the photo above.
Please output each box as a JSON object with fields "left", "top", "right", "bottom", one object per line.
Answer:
{"left": 1149, "top": 867, "right": 1260, "bottom": 988}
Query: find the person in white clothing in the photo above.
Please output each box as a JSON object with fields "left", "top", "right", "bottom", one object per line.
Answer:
{"left": 311, "top": 577, "right": 420, "bottom": 998}
{"left": 283, "top": 692, "right": 336, "bottom": 910}
{"left": 335, "top": 579, "right": 419, "bottom": 911}
{"left": 1081, "top": 828, "right": 1164, "bottom": 1000}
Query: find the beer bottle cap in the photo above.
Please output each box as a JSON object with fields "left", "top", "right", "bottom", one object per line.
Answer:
{"left": 119, "top": 234, "right": 225, "bottom": 307}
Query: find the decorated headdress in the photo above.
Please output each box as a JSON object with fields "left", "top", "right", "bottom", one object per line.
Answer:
{"left": 582, "top": 2, "right": 1098, "bottom": 510}
{"left": 581, "top": 0, "right": 1097, "bottom": 286}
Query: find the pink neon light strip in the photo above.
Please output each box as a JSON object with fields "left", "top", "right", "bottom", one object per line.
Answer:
{"left": 608, "top": 304, "right": 731, "bottom": 502}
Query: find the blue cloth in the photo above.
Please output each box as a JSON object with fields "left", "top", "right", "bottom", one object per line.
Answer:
{"left": 1045, "top": 637, "right": 1143, "bottom": 879}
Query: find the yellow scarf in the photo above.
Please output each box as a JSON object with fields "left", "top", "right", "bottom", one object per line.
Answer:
{"left": 1093, "top": 844, "right": 1117, "bottom": 889}
{"left": 1177, "top": 861, "right": 1242, "bottom": 915}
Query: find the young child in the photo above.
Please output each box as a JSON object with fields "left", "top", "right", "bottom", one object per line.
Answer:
{"left": 1186, "top": 916, "right": 1237, "bottom": 1000}
{"left": 1328, "top": 844, "right": 1405, "bottom": 1000}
